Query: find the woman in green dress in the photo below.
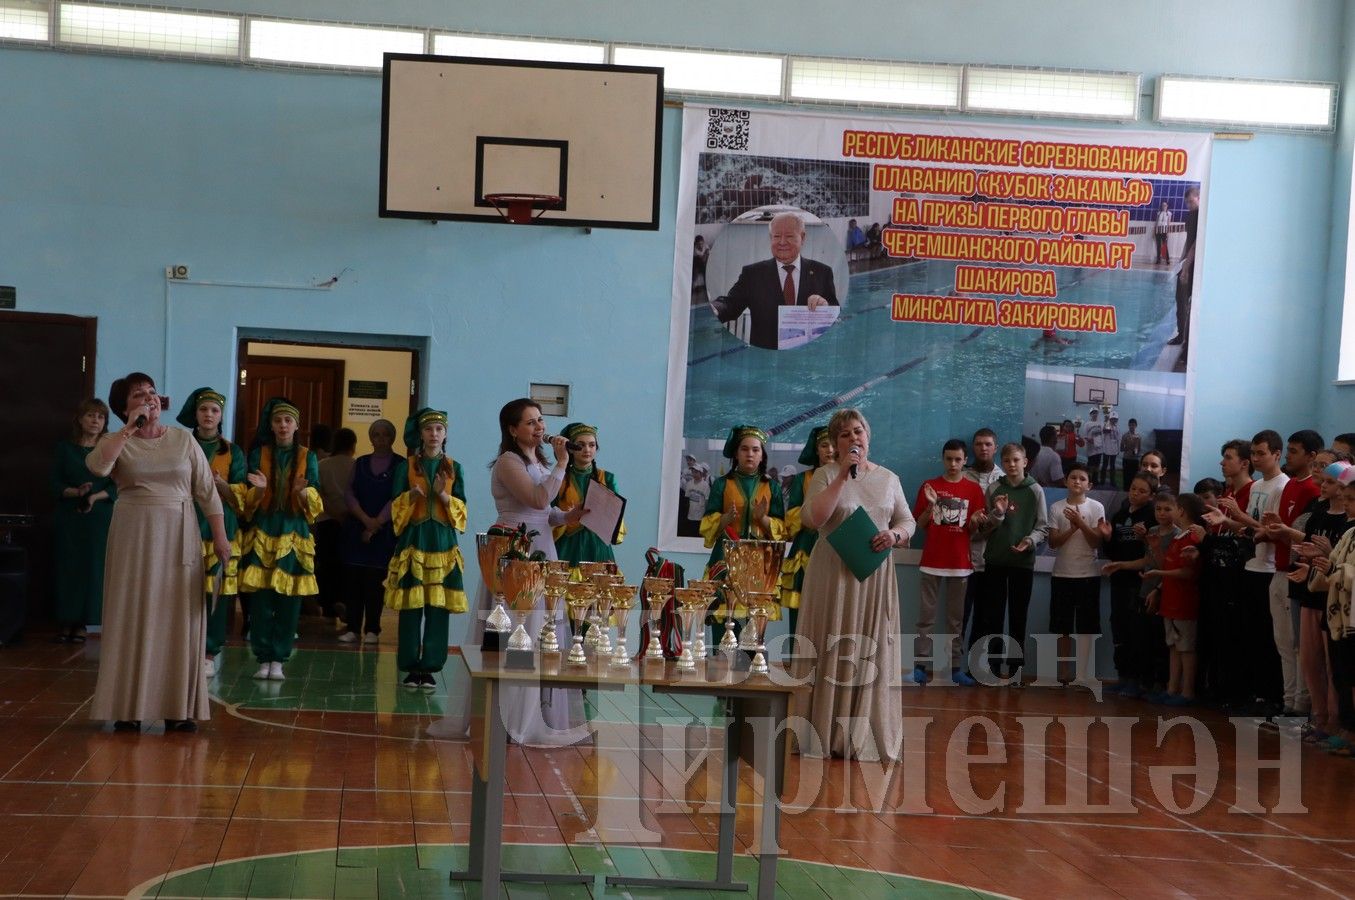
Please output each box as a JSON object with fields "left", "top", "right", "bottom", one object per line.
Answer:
{"left": 238, "top": 397, "right": 321, "bottom": 682}
{"left": 51, "top": 398, "right": 117, "bottom": 642}
{"left": 700, "top": 425, "right": 786, "bottom": 639}
{"left": 384, "top": 408, "right": 468, "bottom": 690}
{"left": 176, "top": 388, "right": 247, "bottom": 678}
{"left": 779, "top": 426, "right": 833, "bottom": 646}
{"left": 551, "top": 422, "right": 625, "bottom": 575}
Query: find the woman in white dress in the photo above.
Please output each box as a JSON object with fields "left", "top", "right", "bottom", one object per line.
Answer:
{"left": 87, "top": 373, "right": 229, "bottom": 733}
{"left": 433, "top": 398, "right": 589, "bottom": 746}
{"left": 791, "top": 408, "right": 915, "bottom": 761}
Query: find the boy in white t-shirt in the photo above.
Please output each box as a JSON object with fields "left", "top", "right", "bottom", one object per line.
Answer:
{"left": 1047, "top": 462, "right": 1106, "bottom": 684}
{"left": 1220, "top": 429, "right": 1288, "bottom": 713}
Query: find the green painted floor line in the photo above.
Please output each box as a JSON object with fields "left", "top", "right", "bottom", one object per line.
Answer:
{"left": 135, "top": 842, "right": 1013, "bottom": 900}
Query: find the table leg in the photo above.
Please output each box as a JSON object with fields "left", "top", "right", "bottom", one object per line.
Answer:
{"left": 716, "top": 698, "right": 739, "bottom": 885}
{"left": 451, "top": 678, "right": 506, "bottom": 895}
{"left": 752, "top": 693, "right": 787, "bottom": 900}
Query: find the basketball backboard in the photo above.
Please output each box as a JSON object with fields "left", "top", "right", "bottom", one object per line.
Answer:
{"left": 380, "top": 54, "right": 663, "bottom": 229}
{"left": 1073, "top": 373, "right": 1120, "bottom": 406}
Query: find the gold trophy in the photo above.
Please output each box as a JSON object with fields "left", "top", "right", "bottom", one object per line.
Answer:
{"left": 500, "top": 558, "right": 544, "bottom": 668}
{"left": 591, "top": 579, "right": 617, "bottom": 657}
{"left": 640, "top": 576, "right": 673, "bottom": 660}
{"left": 541, "top": 572, "right": 570, "bottom": 653}
{"left": 744, "top": 594, "right": 775, "bottom": 675}
{"left": 579, "top": 562, "right": 614, "bottom": 647}
{"left": 565, "top": 580, "right": 597, "bottom": 666}
{"left": 685, "top": 578, "right": 719, "bottom": 657}
{"left": 608, "top": 584, "right": 638, "bottom": 667}
{"left": 722, "top": 540, "right": 786, "bottom": 665}
{"left": 672, "top": 587, "right": 708, "bottom": 672}
{"left": 475, "top": 533, "right": 515, "bottom": 644}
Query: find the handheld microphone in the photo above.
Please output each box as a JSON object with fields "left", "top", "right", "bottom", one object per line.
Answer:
{"left": 849, "top": 446, "right": 860, "bottom": 480}
{"left": 133, "top": 414, "right": 147, "bottom": 428}
{"left": 546, "top": 435, "right": 583, "bottom": 453}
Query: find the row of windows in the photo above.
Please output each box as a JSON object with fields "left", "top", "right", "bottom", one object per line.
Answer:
{"left": 0, "top": 0, "right": 1339, "bottom": 131}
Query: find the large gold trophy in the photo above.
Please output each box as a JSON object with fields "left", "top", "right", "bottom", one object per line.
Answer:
{"left": 475, "top": 532, "right": 515, "bottom": 647}
{"left": 608, "top": 584, "right": 638, "bottom": 667}
{"left": 672, "top": 587, "right": 707, "bottom": 672}
{"left": 500, "top": 558, "right": 544, "bottom": 652}
{"left": 564, "top": 580, "right": 597, "bottom": 666}
{"left": 640, "top": 576, "right": 673, "bottom": 660}
{"left": 721, "top": 539, "right": 786, "bottom": 668}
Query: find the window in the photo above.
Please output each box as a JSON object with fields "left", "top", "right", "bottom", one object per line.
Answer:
{"left": 612, "top": 45, "right": 782, "bottom": 98}
{"left": 432, "top": 33, "right": 604, "bottom": 65}
{"left": 0, "top": 0, "right": 49, "bottom": 43}
{"left": 1156, "top": 75, "right": 1336, "bottom": 132}
{"left": 965, "top": 66, "right": 1139, "bottom": 120}
{"left": 247, "top": 19, "right": 424, "bottom": 69}
{"left": 58, "top": 2, "right": 238, "bottom": 57}
{"left": 790, "top": 58, "right": 961, "bottom": 109}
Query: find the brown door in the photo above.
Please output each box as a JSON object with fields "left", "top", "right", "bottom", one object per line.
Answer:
{"left": 234, "top": 354, "right": 345, "bottom": 451}
{"left": 0, "top": 312, "right": 97, "bottom": 619}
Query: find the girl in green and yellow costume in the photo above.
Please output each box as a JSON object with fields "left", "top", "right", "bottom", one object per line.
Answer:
{"left": 701, "top": 426, "right": 787, "bottom": 636}
{"left": 779, "top": 426, "right": 833, "bottom": 644}
{"left": 176, "top": 387, "right": 248, "bottom": 678}
{"left": 50, "top": 399, "right": 117, "bottom": 642}
{"left": 384, "top": 408, "right": 468, "bottom": 690}
{"left": 551, "top": 422, "right": 626, "bottom": 575}
{"left": 238, "top": 397, "right": 321, "bottom": 682}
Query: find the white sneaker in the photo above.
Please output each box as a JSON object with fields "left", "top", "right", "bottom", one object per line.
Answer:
{"left": 337, "top": 631, "right": 358, "bottom": 643}
{"left": 253, "top": 663, "right": 271, "bottom": 680}
{"left": 204, "top": 657, "right": 217, "bottom": 678}
{"left": 268, "top": 661, "right": 285, "bottom": 681}
{"left": 362, "top": 632, "right": 379, "bottom": 645}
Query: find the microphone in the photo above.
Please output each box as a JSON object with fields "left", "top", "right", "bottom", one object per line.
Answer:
{"left": 849, "top": 446, "right": 860, "bottom": 480}
{"left": 545, "top": 435, "right": 583, "bottom": 453}
{"left": 133, "top": 414, "right": 147, "bottom": 428}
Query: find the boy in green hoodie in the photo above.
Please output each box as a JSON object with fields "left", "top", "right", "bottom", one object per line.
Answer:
{"left": 974, "top": 442, "right": 1049, "bottom": 685}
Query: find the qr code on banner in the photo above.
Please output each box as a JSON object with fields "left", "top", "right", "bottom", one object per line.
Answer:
{"left": 706, "top": 108, "right": 751, "bottom": 151}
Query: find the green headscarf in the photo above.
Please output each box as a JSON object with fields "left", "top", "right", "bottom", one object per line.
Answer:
{"left": 404, "top": 407, "right": 448, "bottom": 453}
{"left": 254, "top": 397, "right": 301, "bottom": 447}
{"left": 722, "top": 424, "right": 768, "bottom": 460}
{"left": 797, "top": 426, "right": 831, "bottom": 467}
{"left": 175, "top": 387, "right": 227, "bottom": 431}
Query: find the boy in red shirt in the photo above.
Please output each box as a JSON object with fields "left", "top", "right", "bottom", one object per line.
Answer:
{"left": 913, "top": 439, "right": 988, "bottom": 686}
{"left": 1146, "top": 493, "right": 1209, "bottom": 706}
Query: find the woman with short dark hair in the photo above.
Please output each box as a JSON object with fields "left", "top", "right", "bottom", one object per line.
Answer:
{"left": 88, "top": 373, "right": 228, "bottom": 732}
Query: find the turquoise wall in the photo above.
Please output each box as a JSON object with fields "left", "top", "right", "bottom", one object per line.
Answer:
{"left": 2, "top": 0, "right": 1348, "bottom": 658}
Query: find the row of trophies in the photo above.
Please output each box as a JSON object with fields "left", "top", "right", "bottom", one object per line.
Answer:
{"left": 475, "top": 533, "right": 786, "bottom": 676}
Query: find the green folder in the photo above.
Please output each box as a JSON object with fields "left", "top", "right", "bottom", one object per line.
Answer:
{"left": 826, "top": 505, "right": 891, "bottom": 582}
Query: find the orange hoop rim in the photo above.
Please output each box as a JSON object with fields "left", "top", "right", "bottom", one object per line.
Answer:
{"left": 483, "top": 193, "right": 564, "bottom": 224}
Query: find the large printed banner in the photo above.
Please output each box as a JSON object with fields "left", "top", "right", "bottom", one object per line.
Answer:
{"left": 660, "top": 106, "right": 1210, "bottom": 553}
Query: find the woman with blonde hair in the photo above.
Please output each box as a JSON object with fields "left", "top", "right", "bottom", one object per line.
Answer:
{"left": 792, "top": 408, "right": 915, "bottom": 761}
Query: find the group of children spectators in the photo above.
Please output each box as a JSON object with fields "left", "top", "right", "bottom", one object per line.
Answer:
{"left": 908, "top": 427, "right": 1355, "bottom": 756}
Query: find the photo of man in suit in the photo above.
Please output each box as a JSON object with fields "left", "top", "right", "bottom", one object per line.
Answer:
{"left": 710, "top": 211, "right": 839, "bottom": 350}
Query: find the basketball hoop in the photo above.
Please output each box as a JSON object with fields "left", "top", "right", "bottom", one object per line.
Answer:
{"left": 483, "top": 193, "right": 563, "bottom": 225}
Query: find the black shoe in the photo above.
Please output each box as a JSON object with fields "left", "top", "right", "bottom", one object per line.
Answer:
{"left": 165, "top": 719, "right": 198, "bottom": 733}
{"left": 419, "top": 673, "right": 437, "bottom": 692}
{"left": 113, "top": 720, "right": 140, "bottom": 732}
{"left": 1166, "top": 334, "right": 1184, "bottom": 345}
{"left": 402, "top": 672, "right": 420, "bottom": 689}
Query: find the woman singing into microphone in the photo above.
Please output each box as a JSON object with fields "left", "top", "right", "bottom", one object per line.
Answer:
{"left": 87, "top": 373, "right": 228, "bottom": 733}
{"left": 437, "top": 399, "right": 589, "bottom": 746}
{"left": 792, "top": 408, "right": 915, "bottom": 761}
{"left": 700, "top": 425, "right": 786, "bottom": 639}
{"left": 551, "top": 422, "right": 625, "bottom": 575}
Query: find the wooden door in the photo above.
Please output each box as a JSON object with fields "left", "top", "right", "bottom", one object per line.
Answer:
{"left": 233, "top": 354, "right": 345, "bottom": 451}
{"left": 0, "top": 312, "right": 97, "bottom": 617}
